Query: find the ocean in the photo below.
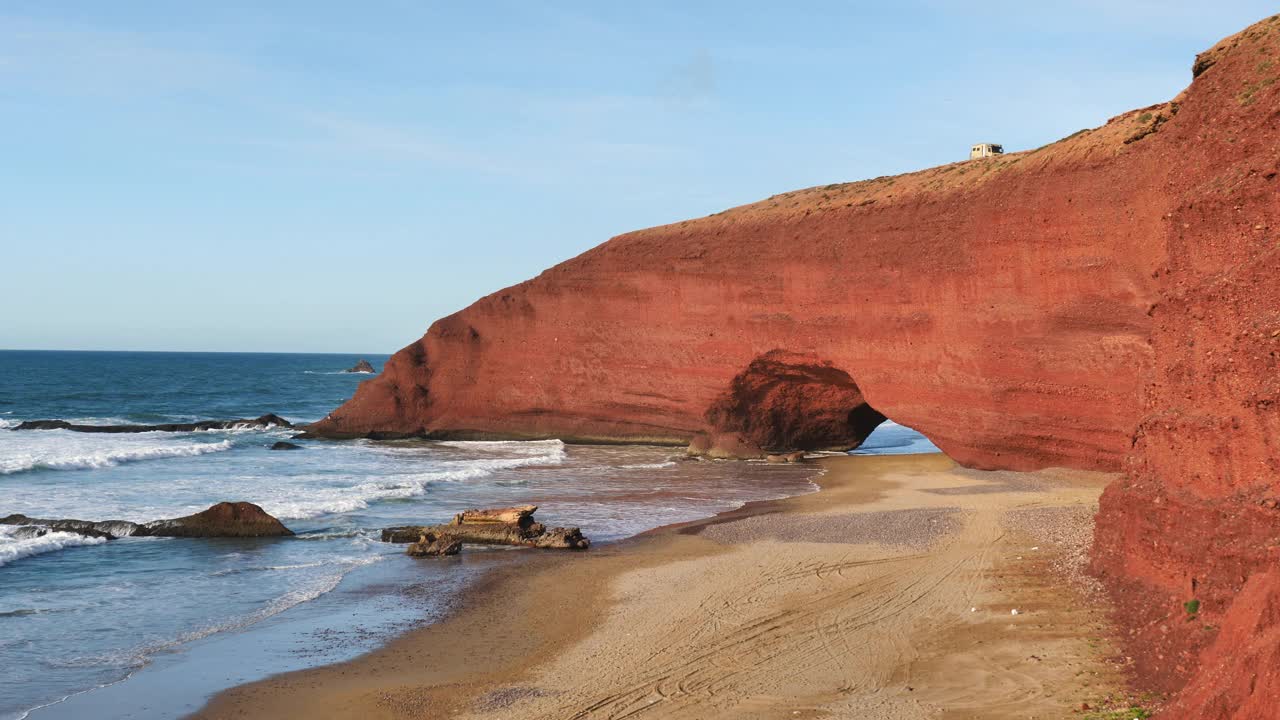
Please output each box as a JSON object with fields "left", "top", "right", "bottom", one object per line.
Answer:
{"left": 0, "top": 350, "right": 936, "bottom": 719}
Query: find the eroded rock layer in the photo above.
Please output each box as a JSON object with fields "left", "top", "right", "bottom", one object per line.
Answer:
{"left": 313, "top": 16, "right": 1280, "bottom": 715}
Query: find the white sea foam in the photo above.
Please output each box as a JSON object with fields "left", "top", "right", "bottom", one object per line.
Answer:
{"left": 437, "top": 438, "right": 566, "bottom": 453}
{"left": 0, "top": 436, "right": 234, "bottom": 475}
{"left": 210, "top": 559, "right": 346, "bottom": 577}
{"left": 618, "top": 461, "right": 678, "bottom": 470}
{"left": 0, "top": 526, "right": 109, "bottom": 568}
{"left": 34, "top": 553, "right": 384, "bottom": 681}
{"left": 302, "top": 370, "right": 371, "bottom": 375}
{"left": 172, "top": 555, "right": 384, "bottom": 647}
{"left": 261, "top": 442, "right": 568, "bottom": 520}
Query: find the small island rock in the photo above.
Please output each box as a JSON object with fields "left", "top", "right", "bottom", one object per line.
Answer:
{"left": 344, "top": 359, "right": 376, "bottom": 374}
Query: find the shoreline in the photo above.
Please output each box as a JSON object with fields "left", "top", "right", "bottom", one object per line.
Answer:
{"left": 6, "top": 439, "right": 815, "bottom": 720}
{"left": 193, "top": 453, "right": 1143, "bottom": 719}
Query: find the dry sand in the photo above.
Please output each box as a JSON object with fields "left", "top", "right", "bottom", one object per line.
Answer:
{"left": 193, "top": 454, "right": 1132, "bottom": 720}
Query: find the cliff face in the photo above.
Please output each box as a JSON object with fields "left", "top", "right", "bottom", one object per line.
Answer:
{"left": 315, "top": 102, "right": 1173, "bottom": 473}
{"left": 1088, "top": 19, "right": 1280, "bottom": 717}
{"left": 314, "top": 16, "right": 1280, "bottom": 714}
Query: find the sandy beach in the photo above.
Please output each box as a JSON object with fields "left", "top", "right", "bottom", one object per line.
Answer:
{"left": 193, "top": 454, "right": 1136, "bottom": 719}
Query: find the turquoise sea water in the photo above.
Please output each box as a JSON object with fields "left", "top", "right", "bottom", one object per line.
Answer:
{"left": 0, "top": 350, "right": 900, "bottom": 719}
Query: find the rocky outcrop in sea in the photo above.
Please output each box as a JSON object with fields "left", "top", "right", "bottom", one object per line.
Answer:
{"left": 1, "top": 501, "right": 295, "bottom": 539}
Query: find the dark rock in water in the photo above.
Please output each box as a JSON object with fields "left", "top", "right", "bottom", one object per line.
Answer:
{"left": 9, "top": 525, "right": 114, "bottom": 540}
{"left": 344, "top": 359, "right": 376, "bottom": 374}
{"left": 10, "top": 526, "right": 49, "bottom": 540}
{"left": 0, "top": 515, "right": 135, "bottom": 538}
{"left": 141, "top": 502, "right": 294, "bottom": 538}
{"left": 270, "top": 441, "right": 303, "bottom": 451}
{"left": 1, "top": 502, "right": 293, "bottom": 539}
{"left": 11, "top": 414, "right": 293, "bottom": 434}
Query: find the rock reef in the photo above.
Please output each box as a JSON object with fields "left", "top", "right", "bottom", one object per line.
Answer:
{"left": 1, "top": 502, "right": 295, "bottom": 539}
{"left": 307, "top": 15, "right": 1280, "bottom": 715}
{"left": 12, "top": 414, "right": 293, "bottom": 434}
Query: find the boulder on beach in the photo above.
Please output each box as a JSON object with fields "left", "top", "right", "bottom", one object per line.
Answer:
{"left": 344, "top": 359, "right": 376, "bottom": 374}
{"left": 1, "top": 502, "right": 294, "bottom": 539}
{"left": 270, "top": 441, "right": 303, "bottom": 450}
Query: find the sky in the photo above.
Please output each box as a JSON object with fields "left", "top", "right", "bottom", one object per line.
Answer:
{"left": 1, "top": 1, "right": 1275, "bottom": 353}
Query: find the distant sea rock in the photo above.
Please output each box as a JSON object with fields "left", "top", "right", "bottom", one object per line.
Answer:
{"left": 344, "top": 359, "right": 376, "bottom": 374}
{"left": 270, "top": 441, "right": 303, "bottom": 451}
{"left": 11, "top": 414, "right": 293, "bottom": 434}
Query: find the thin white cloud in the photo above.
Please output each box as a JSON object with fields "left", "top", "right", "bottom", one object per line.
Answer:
{"left": 0, "top": 16, "right": 254, "bottom": 97}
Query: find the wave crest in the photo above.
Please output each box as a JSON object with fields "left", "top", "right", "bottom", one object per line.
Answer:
{"left": 0, "top": 526, "right": 109, "bottom": 568}
{"left": 0, "top": 439, "right": 234, "bottom": 475}
{"left": 264, "top": 442, "right": 567, "bottom": 520}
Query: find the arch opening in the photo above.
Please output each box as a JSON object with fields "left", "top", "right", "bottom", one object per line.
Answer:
{"left": 691, "top": 349, "right": 920, "bottom": 459}
{"left": 851, "top": 418, "right": 943, "bottom": 456}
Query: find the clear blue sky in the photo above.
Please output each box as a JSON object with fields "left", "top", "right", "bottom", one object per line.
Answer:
{"left": 2, "top": 1, "right": 1273, "bottom": 353}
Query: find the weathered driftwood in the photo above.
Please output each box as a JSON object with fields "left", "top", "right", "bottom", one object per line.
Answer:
{"left": 382, "top": 505, "right": 589, "bottom": 556}
{"left": 452, "top": 504, "right": 537, "bottom": 525}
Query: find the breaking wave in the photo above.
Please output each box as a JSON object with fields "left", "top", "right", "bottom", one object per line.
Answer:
{"left": 618, "top": 460, "right": 678, "bottom": 470}
{"left": 261, "top": 441, "right": 568, "bottom": 520}
{"left": 0, "top": 438, "right": 234, "bottom": 475}
{"left": 0, "top": 526, "right": 109, "bottom": 568}
{"left": 437, "top": 438, "right": 565, "bottom": 453}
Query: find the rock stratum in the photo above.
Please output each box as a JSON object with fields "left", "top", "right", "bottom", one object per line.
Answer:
{"left": 311, "top": 17, "right": 1280, "bottom": 717}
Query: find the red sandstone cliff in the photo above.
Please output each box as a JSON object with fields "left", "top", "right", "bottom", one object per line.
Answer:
{"left": 314, "top": 16, "right": 1280, "bottom": 716}
{"left": 313, "top": 91, "right": 1172, "bottom": 472}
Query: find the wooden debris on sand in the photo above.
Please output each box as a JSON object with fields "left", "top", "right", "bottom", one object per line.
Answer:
{"left": 382, "top": 505, "right": 590, "bottom": 557}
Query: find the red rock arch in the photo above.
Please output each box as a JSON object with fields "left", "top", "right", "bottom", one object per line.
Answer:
{"left": 690, "top": 350, "right": 888, "bottom": 458}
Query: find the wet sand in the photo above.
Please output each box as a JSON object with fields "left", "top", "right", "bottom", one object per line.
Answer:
{"left": 193, "top": 454, "right": 1133, "bottom": 719}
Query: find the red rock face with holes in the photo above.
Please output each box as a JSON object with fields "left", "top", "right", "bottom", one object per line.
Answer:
{"left": 312, "top": 15, "right": 1280, "bottom": 717}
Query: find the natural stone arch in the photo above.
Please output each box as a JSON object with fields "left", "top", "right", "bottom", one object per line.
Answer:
{"left": 688, "top": 349, "right": 888, "bottom": 458}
